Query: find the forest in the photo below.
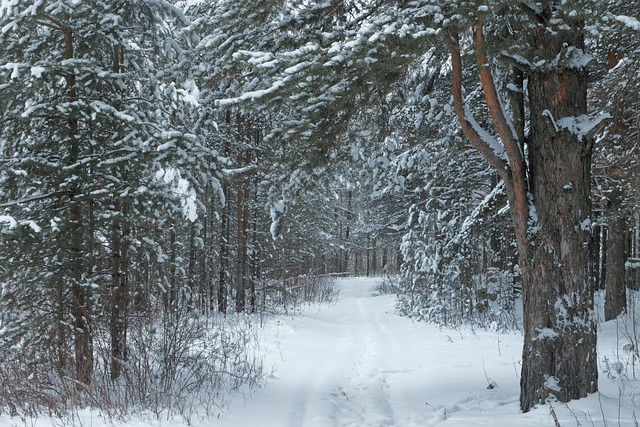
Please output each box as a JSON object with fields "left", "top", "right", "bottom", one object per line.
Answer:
{"left": 0, "top": 0, "right": 639, "bottom": 424}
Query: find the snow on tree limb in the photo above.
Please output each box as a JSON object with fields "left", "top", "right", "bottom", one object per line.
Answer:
{"left": 455, "top": 181, "right": 506, "bottom": 244}
{"left": 542, "top": 110, "right": 612, "bottom": 142}
{"left": 462, "top": 103, "right": 507, "bottom": 161}
{"left": 216, "top": 79, "right": 287, "bottom": 107}
{"left": 448, "top": 31, "right": 509, "bottom": 181}
{"left": 610, "top": 14, "right": 640, "bottom": 31}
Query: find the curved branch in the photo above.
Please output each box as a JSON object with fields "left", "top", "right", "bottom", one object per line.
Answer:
{"left": 472, "top": 19, "right": 529, "bottom": 254}
{"left": 447, "top": 30, "right": 509, "bottom": 183}
{"left": 448, "top": 26, "right": 530, "bottom": 258}
{"left": 473, "top": 17, "right": 523, "bottom": 164}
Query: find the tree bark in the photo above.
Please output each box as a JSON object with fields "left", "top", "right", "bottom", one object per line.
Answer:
{"left": 520, "top": 12, "right": 597, "bottom": 410}
{"left": 63, "top": 25, "right": 93, "bottom": 385}
{"left": 110, "top": 202, "right": 128, "bottom": 381}
{"left": 218, "top": 180, "right": 230, "bottom": 313}
{"left": 604, "top": 188, "right": 627, "bottom": 320}
{"left": 235, "top": 153, "right": 247, "bottom": 312}
{"left": 217, "top": 110, "right": 233, "bottom": 314}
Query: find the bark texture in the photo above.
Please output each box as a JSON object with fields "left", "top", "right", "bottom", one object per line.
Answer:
{"left": 604, "top": 188, "right": 627, "bottom": 321}
{"left": 520, "top": 12, "right": 597, "bottom": 410}
{"left": 63, "top": 24, "right": 93, "bottom": 385}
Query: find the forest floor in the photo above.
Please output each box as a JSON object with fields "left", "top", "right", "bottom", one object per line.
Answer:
{"left": 206, "top": 277, "right": 640, "bottom": 426}
{"left": 2, "top": 277, "right": 640, "bottom": 426}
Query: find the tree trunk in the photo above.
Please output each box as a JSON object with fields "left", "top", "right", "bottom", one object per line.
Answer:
{"left": 604, "top": 188, "right": 627, "bottom": 320}
{"left": 187, "top": 222, "right": 197, "bottom": 311}
{"left": 63, "top": 26, "right": 93, "bottom": 385}
{"left": 235, "top": 112, "right": 249, "bottom": 313}
{"left": 110, "top": 204, "right": 128, "bottom": 381}
{"left": 218, "top": 180, "right": 229, "bottom": 313}
{"left": 168, "top": 225, "right": 178, "bottom": 309}
{"left": 448, "top": 8, "right": 599, "bottom": 411}
{"left": 519, "top": 15, "right": 597, "bottom": 410}
{"left": 217, "top": 110, "right": 233, "bottom": 314}
{"left": 371, "top": 238, "right": 377, "bottom": 276}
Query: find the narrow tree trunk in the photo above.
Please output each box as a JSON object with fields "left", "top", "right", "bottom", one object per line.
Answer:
{"left": 217, "top": 111, "right": 233, "bottom": 313}
{"left": 63, "top": 26, "right": 93, "bottom": 385}
{"left": 235, "top": 170, "right": 246, "bottom": 312}
{"left": 371, "top": 238, "right": 377, "bottom": 276}
{"left": 382, "top": 248, "right": 388, "bottom": 274}
{"left": 218, "top": 181, "right": 229, "bottom": 313}
{"left": 344, "top": 191, "right": 352, "bottom": 273}
{"left": 168, "top": 226, "right": 177, "bottom": 309}
{"left": 110, "top": 205, "right": 126, "bottom": 380}
{"left": 202, "top": 185, "right": 210, "bottom": 312}
{"left": 187, "top": 222, "right": 197, "bottom": 311}
{"left": 250, "top": 172, "right": 259, "bottom": 313}
{"left": 234, "top": 112, "right": 246, "bottom": 313}
{"left": 366, "top": 236, "right": 371, "bottom": 277}
{"left": 591, "top": 211, "right": 603, "bottom": 291}
{"left": 604, "top": 188, "right": 627, "bottom": 320}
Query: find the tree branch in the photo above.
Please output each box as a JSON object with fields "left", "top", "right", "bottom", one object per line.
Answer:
{"left": 472, "top": 19, "right": 529, "bottom": 242}
{"left": 447, "top": 30, "right": 509, "bottom": 182}
{"left": 449, "top": 24, "right": 530, "bottom": 258}
{"left": 473, "top": 18, "right": 523, "bottom": 159}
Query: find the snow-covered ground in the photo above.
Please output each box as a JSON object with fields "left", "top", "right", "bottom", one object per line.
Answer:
{"left": 210, "top": 277, "right": 640, "bottom": 427}
{"left": 3, "top": 277, "right": 640, "bottom": 426}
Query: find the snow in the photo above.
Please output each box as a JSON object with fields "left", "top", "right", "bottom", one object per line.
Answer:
{"left": 90, "top": 101, "right": 136, "bottom": 123}
{"left": 543, "top": 110, "right": 611, "bottom": 142}
{"left": 155, "top": 168, "right": 198, "bottom": 222}
{"left": 565, "top": 47, "right": 592, "bottom": 69}
{"left": 216, "top": 80, "right": 287, "bottom": 107}
{"left": 284, "top": 61, "right": 313, "bottom": 75}
{"left": 0, "top": 215, "right": 17, "bottom": 229}
{"left": 613, "top": 14, "right": 640, "bottom": 31}
{"left": 457, "top": 181, "right": 505, "bottom": 243}
{"left": 544, "top": 375, "right": 561, "bottom": 392}
{"left": 270, "top": 199, "right": 286, "bottom": 239}
{"left": 3, "top": 62, "right": 23, "bottom": 78}
{"left": 2, "top": 278, "right": 640, "bottom": 426}
{"left": 178, "top": 79, "right": 200, "bottom": 106}
{"left": 30, "top": 66, "right": 45, "bottom": 78}
{"left": 24, "top": 220, "right": 41, "bottom": 233}
{"left": 463, "top": 104, "right": 507, "bottom": 161}
{"left": 533, "top": 327, "right": 560, "bottom": 341}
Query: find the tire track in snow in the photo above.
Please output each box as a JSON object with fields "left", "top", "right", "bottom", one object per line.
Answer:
{"left": 281, "top": 316, "right": 358, "bottom": 427}
{"left": 335, "top": 297, "right": 397, "bottom": 426}
{"left": 215, "top": 277, "right": 413, "bottom": 427}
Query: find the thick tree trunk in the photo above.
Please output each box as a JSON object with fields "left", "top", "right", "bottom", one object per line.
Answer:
{"left": 448, "top": 8, "right": 599, "bottom": 412}
{"left": 519, "top": 16, "right": 597, "bottom": 410}
{"left": 604, "top": 188, "right": 627, "bottom": 320}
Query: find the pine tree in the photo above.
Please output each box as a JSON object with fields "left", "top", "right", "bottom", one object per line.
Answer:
{"left": 0, "top": 0, "right": 200, "bottom": 386}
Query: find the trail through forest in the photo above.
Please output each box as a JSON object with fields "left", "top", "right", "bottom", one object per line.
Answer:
{"left": 1, "top": 278, "right": 640, "bottom": 426}
{"left": 213, "top": 277, "right": 640, "bottom": 427}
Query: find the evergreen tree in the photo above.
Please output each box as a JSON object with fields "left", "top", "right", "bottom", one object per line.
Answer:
{"left": 0, "top": 0, "right": 202, "bottom": 385}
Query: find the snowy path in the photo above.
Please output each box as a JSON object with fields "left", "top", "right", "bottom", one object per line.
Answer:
{"left": 211, "top": 278, "right": 640, "bottom": 427}
{"left": 214, "top": 277, "right": 526, "bottom": 427}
